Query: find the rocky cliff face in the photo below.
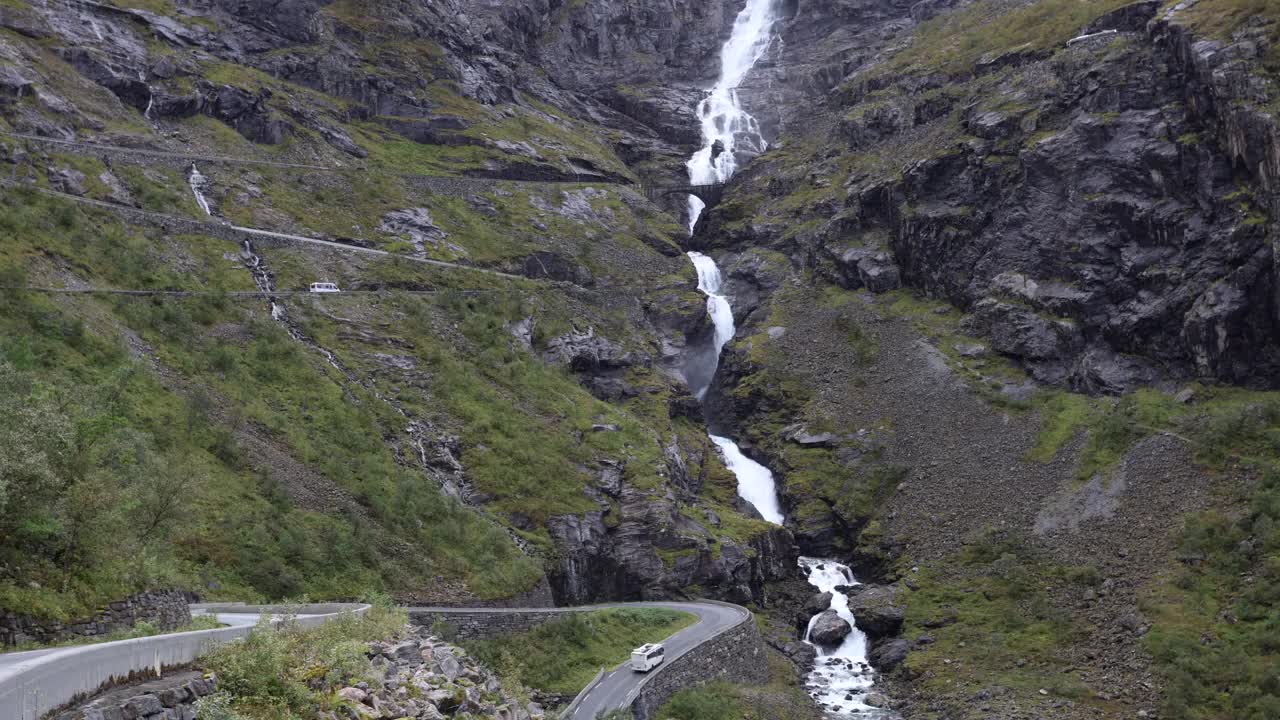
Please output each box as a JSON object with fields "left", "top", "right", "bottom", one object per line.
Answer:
{"left": 0, "top": 0, "right": 800, "bottom": 613}
{"left": 706, "top": 0, "right": 1280, "bottom": 392}
{"left": 4, "top": 0, "right": 1279, "bottom": 715}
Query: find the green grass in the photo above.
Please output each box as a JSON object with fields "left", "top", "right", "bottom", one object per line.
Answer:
{"left": 463, "top": 608, "right": 696, "bottom": 695}
{"left": 1146, "top": 469, "right": 1280, "bottom": 720}
{"left": 198, "top": 601, "right": 408, "bottom": 720}
{"left": 899, "top": 533, "right": 1109, "bottom": 712}
{"left": 877, "top": 0, "right": 1138, "bottom": 77}
{"left": 655, "top": 652, "right": 824, "bottom": 720}
{"left": 0, "top": 614, "right": 224, "bottom": 654}
{"left": 0, "top": 188, "right": 544, "bottom": 616}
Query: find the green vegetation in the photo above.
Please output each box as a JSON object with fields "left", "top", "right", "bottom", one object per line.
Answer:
{"left": 1025, "top": 385, "right": 1280, "bottom": 717}
{"left": 1030, "top": 386, "right": 1280, "bottom": 479}
{"left": 1147, "top": 469, "right": 1280, "bottom": 719}
{"left": 0, "top": 187, "right": 541, "bottom": 618}
{"left": 197, "top": 602, "right": 407, "bottom": 720}
{"left": 655, "top": 652, "right": 822, "bottom": 720}
{"left": 880, "top": 0, "right": 1137, "bottom": 77}
{"left": 0, "top": 614, "right": 223, "bottom": 654}
{"left": 463, "top": 608, "right": 696, "bottom": 695}
{"left": 901, "top": 532, "right": 1109, "bottom": 710}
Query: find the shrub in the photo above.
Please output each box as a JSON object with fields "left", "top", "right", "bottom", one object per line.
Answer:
{"left": 200, "top": 603, "right": 407, "bottom": 720}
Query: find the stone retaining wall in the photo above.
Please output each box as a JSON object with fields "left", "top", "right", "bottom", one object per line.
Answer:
{"left": 0, "top": 589, "right": 192, "bottom": 647}
{"left": 407, "top": 608, "right": 583, "bottom": 641}
{"left": 54, "top": 671, "right": 218, "bottom": 720}
{"left": 629, "top": 614, "right": 769, "bottom": 720}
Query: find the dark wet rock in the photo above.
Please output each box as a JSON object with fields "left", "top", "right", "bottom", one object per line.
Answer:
{"left": 805, "top": 591, "right": 834, "bottom": 616}
{"left": 520, "top": 251, "right": 594, "bottom": 286}
{"left": 0, "top": 67, "right": 33, "bottom": 100}
{"left": 808, "top": 609, "right": 852, "bottom": 646}
{"left": 211, "top": 85, "right": 288, "bottom": 144}
{"left": 546, "top": 490, "right": 796, "bottom": 606}
{"left": 1069, "top": 343, "right": 1159, "bottom": 395}
{"left": 846, "top": 584, "right": 905, "bottom": 638}
{"left": 869, "top": 638, "right": 910, "bottom": 671}
{"left": 962, "top": 298, "right": 1083, "bottom": 363}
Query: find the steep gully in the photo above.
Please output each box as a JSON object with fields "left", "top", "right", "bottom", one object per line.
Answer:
{"left": 683, "top": 1, "right": 884, "bottom": 716}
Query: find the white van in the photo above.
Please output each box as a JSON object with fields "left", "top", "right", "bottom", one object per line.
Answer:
{"left": 309, "top": 282, "right": 340, "bottom": 293}
{"left": 630, "top": 643, "right": 665, "bottom": 672}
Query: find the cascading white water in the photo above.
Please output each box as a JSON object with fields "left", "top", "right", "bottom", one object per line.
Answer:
{"left": 681, "top": 0, "right": 786, "bottom": 524}
{"left": 685, "top": 0, "right": 777, "bottom": 231}
{"left": 187, "top": 164, "right": 213, "bottom": 216}
{"left": 680, "top": 3, "right": 888, "bottom": 715}
{"left": 800, "top": 557, "right": 886, "bottom": 717}
{"left": 710, "top": 434, "right": 784, "bottom": 524}
{"left": 686, "top": 250, "right": 736, "bottom": 399}
{"left": 686, "top": 250, "right": 785, "bottom": 525}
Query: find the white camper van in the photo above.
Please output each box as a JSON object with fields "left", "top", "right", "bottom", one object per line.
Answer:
{"left": 629, "top": 643, "right": 665, "bottom": 672}
{"left": 309, "top": 282, "right": 341, "bottom": 293}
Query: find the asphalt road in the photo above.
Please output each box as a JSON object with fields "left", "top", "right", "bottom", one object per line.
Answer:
{"left": 0, "top": 605, "right": 360, "bottom": 720}
{"left": 565, "top": 601, "right": 747, "bottom": 720}
{"left": 0, "top": 601, "right": 745, "bottom": 720}
{"left": 0, "top": 611, "right": 262, "bottom": 674}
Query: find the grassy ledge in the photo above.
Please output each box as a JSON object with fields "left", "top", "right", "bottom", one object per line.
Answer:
{"left": 460, "top": 608, "right": 696, "bottom": 696}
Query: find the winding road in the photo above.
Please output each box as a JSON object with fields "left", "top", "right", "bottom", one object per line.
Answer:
{"left": 559, "top": 601, "right": 748, "bottom": 720}
{"left": 0, "top": 600, "right": 749, "bottom": 720}
{"left": 0, "top": 603, "right": 367, "bottom": 720}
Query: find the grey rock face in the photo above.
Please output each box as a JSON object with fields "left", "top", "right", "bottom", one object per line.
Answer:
{"left": 542, "top": 327, "right": 638, "bottom": 372}
{"left": 379, "top": 209, "right": 454, "bottom": 256}
{"left": 703, "top": 4, "right": 1280, "bottom": 393}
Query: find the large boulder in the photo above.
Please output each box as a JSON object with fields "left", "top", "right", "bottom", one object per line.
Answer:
{"left": 808, "top": 609, "right": 852, "bottom": 646}
{"left": 796, "top": 591, "right": 833, "bottom": 632}
{"left": 962, "top": 298, "right": 1083, "bottom": 362}
{"left": 869, "top": 638, "right": 910, "bottom": 671}
{"left": 846, "top": 584, "right": 905, "bottom": 638}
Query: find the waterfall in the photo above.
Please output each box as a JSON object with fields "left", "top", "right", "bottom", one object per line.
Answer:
{"left": 187, "top": 164, "right": 212, "bottom": 216}
{"left": 685, "top": 251, "right": 736, "bottom": 400}
{"left": 710, "top": 435, "right": 784, "bottom": 524}
{"left": 685, "top": 250, "right": 784, "bottom": 526}
{"left": 685, "top": 0, "right": 777, "bottom": 230}
{"left": 800, "top": 558, "right": 886, "bottom": 717}
{"left": 680, "top": 2, "right": 886, "bottom": 715}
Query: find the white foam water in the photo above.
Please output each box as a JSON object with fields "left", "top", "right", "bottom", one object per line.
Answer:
{"left": 686, "top": 250, "right": 735, "bottom": 399}
{"left": 187, "top": 164, "right": 213, "bottom": 216}
{"left": 711, "top": 434, "right": 785, "bottom": 524}
{"left": 799, "top": 557, "right": 888, "bottom": 717}
{"left": 685, "top": 0, "right": 777, "bottom": 230}
{"left": 685, "top": 252, "right": 784, "bottom": 526}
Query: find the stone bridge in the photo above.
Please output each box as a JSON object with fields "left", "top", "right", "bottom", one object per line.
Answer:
{"left": 641, "top": 182, "right": 726, "bottom": 206}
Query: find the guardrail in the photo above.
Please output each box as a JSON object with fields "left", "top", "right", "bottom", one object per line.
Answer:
{"left": 0, "top": 603, "right": 369, "bottom": 720}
